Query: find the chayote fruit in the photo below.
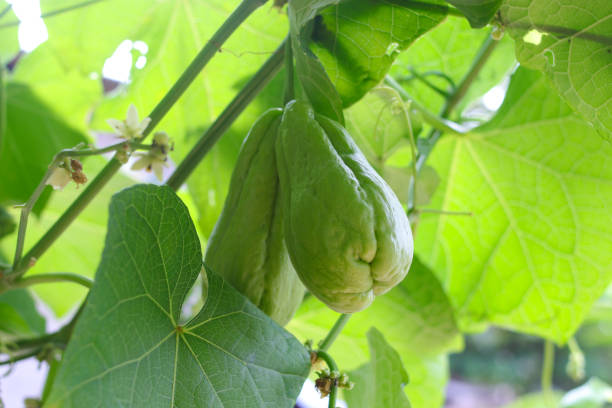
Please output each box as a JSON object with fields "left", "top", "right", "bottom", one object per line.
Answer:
{"left": 204, "top": 109, "right": 305, "bottom": 326}
{"left": 275, "top": 100, "right": 414, "bottom": 313}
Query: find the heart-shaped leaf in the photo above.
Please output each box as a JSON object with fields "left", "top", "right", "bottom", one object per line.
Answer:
{"left": 45, "top": 184, "right": 310, "bottom": 407}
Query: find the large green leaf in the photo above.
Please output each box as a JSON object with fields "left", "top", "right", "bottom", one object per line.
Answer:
{"left": 287, "top": 256, "right": 460, "bottom": 408}
{"left": 46, "top": 184, "right": 310, "bottom": 407}
{"left": 500, "top": 0, "right": 612, "bottom": 137}
{"left": 445, "top": 0, "right": 502, "bottom": 28}
{"left": 343, "top": 328, "right": 411, "bottom": 408}
{"left": 390, "top": 16, "right": 516, "bottom": 116}
{"left": 0, "top": 82, "right": 87, "bottom": 206}
{"left": 310, "top": 0, "right": 447, "bottom": 107}
{"left": 0, "top": 288, "right": 46, "bottom": 341}
{"left": 416, "top": 67, "right": 612, "bottom": 343}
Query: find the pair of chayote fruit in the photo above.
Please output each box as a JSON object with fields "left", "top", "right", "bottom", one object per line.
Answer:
{"left": 205, "top": 100, "right": 413, "bottom": 325}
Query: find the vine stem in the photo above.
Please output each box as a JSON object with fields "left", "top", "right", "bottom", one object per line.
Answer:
{"left": 10, "top": 141, "right": 146, "bottom": 271}
{"left": 315, "top": 350, "right": 340, "bottom": 408}
{"left": 541, "top": 340, "right": 555, "bottom": 394}
{"left": 401, "top": 32, "right": 499, "bottom": 213}
{"left": 0, "top": 56, "right": 5, "bottom": 157}
{"left": 10, "top": 0, "right": 267, "bottom": 277}
{"left": 283, "top": 38, "right": 295, "bottom": 104}
{"left": 384, "top": 76, "right": 468, "bottom": 135}
{"left": 9, "top": 272, "right": 93, "bottom": 290}
{"left": 166, "top": 39, "right": 286, "bottom": 190}
{"left": 318, "top": 314, "right": 351, "bottom": 352}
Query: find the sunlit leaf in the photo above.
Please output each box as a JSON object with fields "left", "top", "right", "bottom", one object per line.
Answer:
{"left": 343, "top": 328, "right": 411, "bottom": 408}
{"left": 416, "top": 67, "right": 612, "bottom": 343}
{"left": 500, "top": 0, "right": 612, "bottom": 137}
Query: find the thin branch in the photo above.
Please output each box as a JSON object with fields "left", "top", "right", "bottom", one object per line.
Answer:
{"left": 441, "top": 35, "right": 498, "bottom": 118}
{"left": 11, "top": 272, "right": 93, "bottom": 289}
{"left": 318, "top": 314, "right": 351, "bottom": 352}
{"left": 10, "top": 0, "right": 267, "bottom": 277}
{"left": 415, "top": 33, "right": 499, "bottom": 175}
{"left": 315, "top": 350, "right": 340, "bottom": 408}
{"left": 10, "top": 140, "right": 140, "bottom": 271}
{"left": 283, "top": 38, "right": 294, "bottom": 104}
{"left": 541, "top": 340, "right": 555, "bottom": 393}
{"left": 165, "top": 38, "right": 286, "bottom": 190}
{"left": 0, "top": 349, "right": 39, "bottom": 366}
{"left": 384, "top": 75, "right": 469, "bottom": 135}
{"left": 401, "top": 100, "right": 418, "bottom": 209}
{"left": 0, "top": 57, "right": 5, "bottom": 158}
{"left": 0, "top": 4, "right": 12, "bottom": 21}
{"left": 0, "top": 0, "right": 105, "bottom": 29}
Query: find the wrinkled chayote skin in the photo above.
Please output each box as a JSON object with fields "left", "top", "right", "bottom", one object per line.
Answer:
{"left": 275, "top": 100, "right": 414, "bottom": 313}
{"left": 204, "top": 108, "right": 305, "bottom": 326}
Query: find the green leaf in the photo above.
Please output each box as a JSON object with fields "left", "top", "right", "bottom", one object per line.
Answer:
{"left": 288, "top": 0, "right": 345, "bottom": 122}
{"left": 343, "top": 328, "right": 411, "bottom": 408}
{"left": 11, "top": 46, "right": 101, "bottom": 133}
{"left": 445, "top": 0, "right": 502, "bottom": 28}
{"left": 500, "top": 0, "right": 612, "bottom": 137}
{"left": 46, "top": 184, "right": 310, "bottom": 407}
{"left": 416, "top": 67, "right": 612, "bottom": 343}
{"left": 310, "top": 0, "right": 447, "bottom": 107}
{"left": 0, "top": 82, "right": 87, "bottom": 206}
{"left": 0, "top": 288, "right": 46, "bottom": 341}
{"left": 502, "top": 392, "right": 562, "bottom": 408}
{"left": 390, "top": 17, "right": 515, "bottom": 116}
{"left": 561, "top": 378, "right": 612, "bottom": 408}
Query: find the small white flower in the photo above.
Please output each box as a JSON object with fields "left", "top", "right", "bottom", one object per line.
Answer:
{"left": 131, "top": 153, "right": 167, "bottom": 181}
{"left": 106, "top": 104, "right": 151, "bottom": 140}
{"left": 46, "top": 167, "right": 73, "bottom": 190}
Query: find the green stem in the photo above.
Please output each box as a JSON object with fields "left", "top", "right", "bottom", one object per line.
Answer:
{"left": 0, "top": 349, "right": 40, "bottom": 366}
{"left": 384, "top": 76, "right": 468, "bottom": 135}
{"left": 403, "top": 69, "right": 450, "bottom": 97}
{"left": 0, "top": 0, "right": 106, "bottom": 29}
{"left": 415, "top": 32, "right": 499, "bottom": 175}
{"left": 0, "top": 56, "right": 5, "bottom": 158}
{"left": 10, "top": 0, "right": 266, "bottom": 277}
{"left": 283, "top": 37, "right": 294, "bottom": 104}
{"left": 441, "top": 35, "right": 497, "bottom": 118}
{"left": 166, "top": 39, "right": 286, "bottom": 190}
{"left": 315, "top": 350, "right": 340, "bottom": 408}
{"left": 401, "top": 100, "right": 418, "bottom": 209}
{"left": 318, "top": 314, "right": 351, "bottom": 352}
{"left": 0, "top": 4, "right": 12, "bottom": 21}
{"left": 10, "top": 141, "right": 144, "bottom": 271}
{"left": 541, "top": 340, "right": 555, "bottom": 394}
{"left": 11, "top": 272, "right": 93, "bottom": 289}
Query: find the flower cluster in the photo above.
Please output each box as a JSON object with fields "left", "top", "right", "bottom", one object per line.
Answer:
{"left": 46, "top": 159, "right": 88, "bottom": 190}
{"left": 106, "top": 104, "right": 151, "bottom": 140}
{"left": 314, "top": 368, "right": 354, "bottom": 399}
{"left": 131, "top": 131, "right": 173, "bottom": 181}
